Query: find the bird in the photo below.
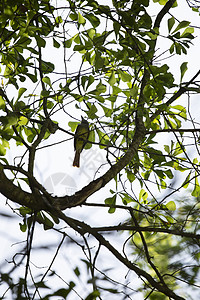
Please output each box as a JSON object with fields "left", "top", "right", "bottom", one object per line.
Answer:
{"left": 73, "top": 117, "right": 89, "bottom": 167}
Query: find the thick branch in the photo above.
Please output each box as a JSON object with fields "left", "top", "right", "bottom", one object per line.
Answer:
{"left": 0, "top": 166, "right": 47, "bottom": 210}
{"left": 154, "top": 0, "right": 176, "bottom": 29}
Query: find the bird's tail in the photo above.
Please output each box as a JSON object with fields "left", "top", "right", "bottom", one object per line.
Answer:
{"left": 73, "top": 151, "right": 80, "bottom": 167}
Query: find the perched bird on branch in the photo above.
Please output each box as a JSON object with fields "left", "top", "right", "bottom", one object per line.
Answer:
{"left": 73, "top": 117, "right": 89, "bottom": 168}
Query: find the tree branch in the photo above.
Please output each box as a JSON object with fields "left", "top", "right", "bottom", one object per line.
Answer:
{"left": 146, "top": 127, "right": 200, "bottom": 135}
{"left": 150, "top": 69, "right": 200, "bottom": 123}
{"left": 0, "top": 165, "right": 47, "bottom": 210}
{"left": 53, "top": 210, "right": 185, "bottom": 300}
{"left": 154, "top": 0, "right": 176, "bottom": 29}
{"left": 91, "top": 225, "right": 200, "bottom": 240}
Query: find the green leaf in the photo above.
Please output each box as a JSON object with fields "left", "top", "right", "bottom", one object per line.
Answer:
{"left": 69, "top": 13, "right": 78, "bottom": 21}
{"left": 55, "top": 16, "right": 63, "bottom": 25}
{"left": 64, "top": 38, "right": 73, "bottom": 48}
{"left": 74, "top": 34, "right": 81, "bottom": 44}
{"left": 113, "top": 21, "right": 120, "bottom": 38}
{"left": 193, "top": 157, "right": 198, "bottom": 164}
{"left": 180, "top": 62, "right": 188, "bottom": 83}
{"left": 147, "top": 147, "right": 166, "bottom": 165}
{"left": 126, "top": 170, "right": 135, "bottom": 182}
{"left": 35, "top": 35, "right": 46, "bottom": 47}
{"left": 53, "top": 284, "right": 75, "bottom": 297}
{"left": 19, "top": 207, "right": 32, "bottom": 217}
{"left": 85, "top": 13, "right": 100, "bottom": 28}
{"left": 181, "top": 26, "right": 194, "bottom": 38}
{"left": 99, "top": 104, "right": 112, "bottom": 117}
{"left": 141, "top": 0, "right": 150, "bottom": 7}
{"left": 112, "top": 86, "right": 121, "bottom": 95}
{"left": 94, "top": 51, "right": 105, "bottom": 70}
{"left": 42, "top": 213, "right": 54, "bottom": 230}
{"left": 68, "top": 121, "right": 79, "bottom": 132}
{"left": 7, "top": 114, "right": 18, "bottom": 126}
{"left": 172, "top": 21, "right": 190, "bottom": 34}
{"left": 90, "top": 81, "right": 106, "bottom": 95}
{"left": 78, "top": 12, "right": 86, "bottom": 25}
{"left": 164, "top": 169, "right": 173, "bottom": 179}
{"left": 96, "top": 129, "right": 110, "bottom": 148}
{"left": 35, "top": 281, "right": 50, "bottom": 289}
{"left": 87, "top": 75, "right": 94, "bottom": 89}
{"left": 25, "top": 128, "right": 36, "bottom": 143}
{"left": 182, "top": 173, "right": 190, "bottom": 188}
{"left": 173, "top": 142, "right": 184, "bottom": 156}
{"left": 108, "top": 71, "right": 116, "bottom": 86}
{"left": 41, "top": 61, "right": 55, "bottom": 73}
{"left": 97, "top": 82, "right": 107, "bottom": 94}
{"left": 192, "top": 175, "right": 200, "bottom": 197}
{"left": 27, "top": 72, "right": 37, "bottom": 83}
{"left": 155, "top": 169, "right": 165, "bottom": 179}
{"left": 17, "top": 87, "right": 27, "bottom": 101}
{"left": 164, "top": 145, "right": 170, "bottom": 154}
{"left": 74, "top": 44, "right": 86, "bottom": 52}
{"left": 168, "top": 17, "right": 175, "bottom": 33}
{"left": 42, "top": 76, "right": 52, "bottom": 88}
{"left": 118, "top": 70, "right": 132, "bottom": 82}
{"left": 19, "top": 219, "right": 27, "bottom": 232}
{"left": 120, "top": 192, "right": 135, "bottom": 205}
{"left": 0, "top": 96, "right": 5, "bottom": 109}
{"left": 139, "top": 189, "right": 148, "bottom": 203}
{"left": 130, "top": 85, "right": 138, "bottom": 98}
{"left": 40, "top": 90, "right": 50, "bottom": 97}
{"left": 105, "top": 194, "right": 116, "bottom": 213}
{"left": 53, "top": 38, "right": 60, "bottom": 48}
{"left": 74, "top": 267, "right": 80, "bottom": 277}
{"left": 87, "top": 104, "right": 97, "bottom": 119}
{"left": 18, "top": 116, "right": 28, "bottom": 126}
{"left": 81, "top": 76, "right": 88, "bottom": 90}
{"left": 138, "top": 13, "right": 152, "bottom": 29}
{"left": 169, "top": 43, "right": 175, "bottom": 54}
{"left": 0, "top": 139, "right": 9, "bottom": 156}
{"left": 166, "top": 201, "right": 176, "bottom": 211}
{"left": 85, "top": 128, "right": 94, "bottom": 150}
{"left": 87, "top": 28, "right": 96, "bottom": 40}
{"left": 85, "top": 290, "right": 100, "bottom": 300}
{"left": 172, "top": 104, "right": 187, "bottom": 120}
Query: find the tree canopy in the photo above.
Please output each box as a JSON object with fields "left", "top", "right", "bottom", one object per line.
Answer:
{"left": 1, "top": 0, "right": 200, "bottom": 299}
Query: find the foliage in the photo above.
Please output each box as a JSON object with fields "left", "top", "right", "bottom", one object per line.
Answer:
{"left": 0, "top": 0, "right": 200, "bottom": 299}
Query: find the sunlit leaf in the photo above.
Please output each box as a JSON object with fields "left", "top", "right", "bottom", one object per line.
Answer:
{"left": 166, "top": 201, "right": 176, "bottom": 211}
{"left": 18, "top": 116, "right": 28, "bottom": 126}
{"left": 180, "top": 62, "right": 188, "bottom": 83}
{"left": 172, "top": 21, "right": 190, "bottom": 34}
{"left": 78, "top": 12, "right": 86, "bottom": 25}
{"left": 192, "top": 175, "right": 200, "bottom": 197}
{"left": 68, "top": 121, "right": 79, "bottom": 132}
{"left": 139, "top": 189, "right": 148, "bottom": 203}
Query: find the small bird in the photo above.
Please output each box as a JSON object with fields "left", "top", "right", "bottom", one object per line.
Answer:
{"left": 73, "top": 117, "right": 89, "bottom": 168}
